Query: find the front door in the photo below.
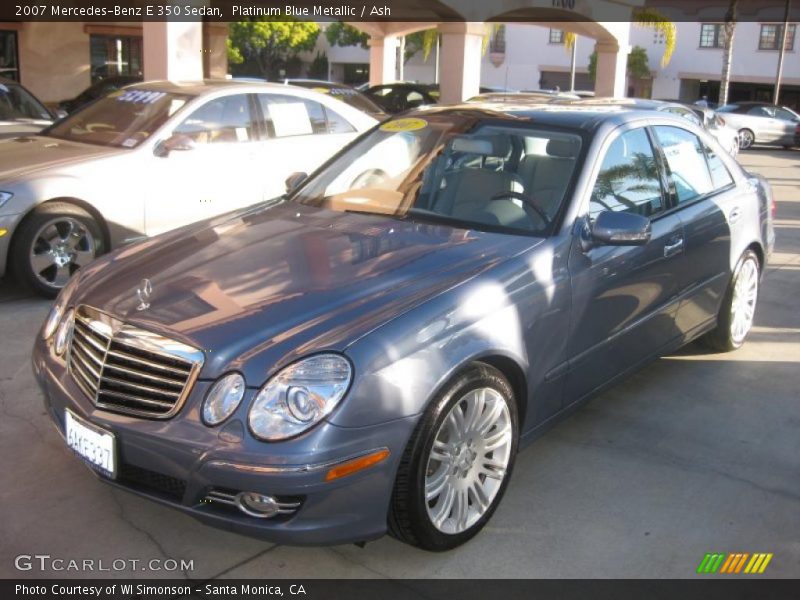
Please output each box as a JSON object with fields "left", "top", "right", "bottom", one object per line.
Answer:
{"left": 566, "top": 126, "right": 685, "bottom": 403}
{"left": 145, "top": 93, "right": 261, "bottom": 236}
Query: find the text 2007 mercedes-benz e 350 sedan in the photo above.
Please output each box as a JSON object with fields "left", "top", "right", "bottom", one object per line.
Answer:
{"left": 33, "top": 103, "right": 775, "bottom": 551}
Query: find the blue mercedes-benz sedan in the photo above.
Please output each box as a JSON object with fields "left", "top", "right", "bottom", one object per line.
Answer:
{"left": 33, "top": 102, "right": 775, "bottom": 551}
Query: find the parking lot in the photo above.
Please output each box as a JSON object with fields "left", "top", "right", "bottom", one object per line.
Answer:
{"left": 0, "top": 148, "right": 797, "bottom": 580}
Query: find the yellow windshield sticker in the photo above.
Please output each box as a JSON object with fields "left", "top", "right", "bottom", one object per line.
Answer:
{"left": 379, "top": 118, "right": 428, "bottom": 133}
{"left": 312, "top": 87, "right": 329, "bottom": 94}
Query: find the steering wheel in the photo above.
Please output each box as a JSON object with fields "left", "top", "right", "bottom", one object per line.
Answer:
{"left": 350, "top": 168, "right": 389, "bottom": 189}
{"left": 489, "top": 190, "right": 551, "bottom": 226}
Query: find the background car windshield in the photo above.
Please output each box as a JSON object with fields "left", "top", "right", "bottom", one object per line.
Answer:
{"left": 327, "top": 87, "right": 383, "bottom": 114}
{"left": 292, "top": 116, "right": 581, "bottom": 235}
{"left": 0, "top": 82, "right": 51, "bottom": 120}
{"left": 45, "top": 89, "right": 191, "bottom": 147}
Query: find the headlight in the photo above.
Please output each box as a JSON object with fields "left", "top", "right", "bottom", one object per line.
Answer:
{"left": 42, "top": 305, "right": 64, "bottom": 341}
{"left": 41, "top": 274, "right": 81, "bottom": 340}
{"left": 248, "top": 354, "right": 352, "bottom": 441}
{"left": 202, "top": 373, "right": 245, "bottom": 426}
{"left": 0, "top": 191, "right": 12, "bottom": 210}
{"left": 54, "top": 309, "right": 74, "bottom": 356}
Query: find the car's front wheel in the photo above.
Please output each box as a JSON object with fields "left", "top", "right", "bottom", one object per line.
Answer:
{"left": 703, "top": 249, "right": 760, "bottom": 351}
{"left": 388, "top": 363, "right": 518, "bottom": 551}
{"left": 11, "top": 202, "right": 103, "bottom": 298}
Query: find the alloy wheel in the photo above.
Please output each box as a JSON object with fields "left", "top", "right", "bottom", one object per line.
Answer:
{"left": 739, "top": 130, "right": 754, "bottom": 149}
{"left": 424, "top": 387, "right": 513, "bottom": 535}
{"left": 29, "top": 217, "right": 96, "bottom": 289}
{"left": 730, "top": 256, "right": 759, "bottom": 345}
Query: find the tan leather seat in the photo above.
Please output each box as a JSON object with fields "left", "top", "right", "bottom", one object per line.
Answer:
{"left": 519, "top": 138, "right": 578, "bottom": 218}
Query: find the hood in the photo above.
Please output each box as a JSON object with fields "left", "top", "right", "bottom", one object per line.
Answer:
{"left": 0, "top": 135, "right": 120, "bottom": 182}
{"left": 76, "top": 202, "right": 541, "bottom": 383}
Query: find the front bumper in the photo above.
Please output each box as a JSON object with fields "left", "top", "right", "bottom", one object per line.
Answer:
{"left": 32, "top": 337, "right": 417, "bottom": 546}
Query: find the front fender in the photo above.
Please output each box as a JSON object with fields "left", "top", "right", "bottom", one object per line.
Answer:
{"left": 332, "top": 272, "right": 532, "bottom": 429}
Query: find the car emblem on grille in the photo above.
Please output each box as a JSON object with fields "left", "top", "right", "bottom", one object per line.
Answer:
{"left": 136, "top": 278, "right": 153, "bottom": 311}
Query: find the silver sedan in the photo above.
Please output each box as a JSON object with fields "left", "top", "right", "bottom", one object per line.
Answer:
{"left": 0, "top": 80, "right": 376, "bottom": 296}
{"left": 717, "top": 102, "right": 800, "bottom": 149}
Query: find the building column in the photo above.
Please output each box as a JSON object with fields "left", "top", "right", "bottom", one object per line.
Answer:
{"left": 143, "top": 21, "right": 203, "bottom": 81}
{"left": 594, "top": 39, "right": 630, "bottom": 98}
{"left": 368, "top": 35, "right": 399, "bottom": 86}
{"left": 438, "top": 22, "right": 485, "bottom": 104}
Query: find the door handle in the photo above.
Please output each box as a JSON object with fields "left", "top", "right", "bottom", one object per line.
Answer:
{"left": 664, "top": 237, "right": 684, "bottom": 258}
{"left": 729, "top": 207, "right": 741, "bottom": 224}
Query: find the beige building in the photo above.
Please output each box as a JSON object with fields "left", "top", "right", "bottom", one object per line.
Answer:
{"left": 0, "top": 21, "right": 228, "bottom": 103}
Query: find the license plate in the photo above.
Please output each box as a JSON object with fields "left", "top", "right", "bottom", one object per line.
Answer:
{"left": 65, "top": 409, "right": 116, "bottom": 479}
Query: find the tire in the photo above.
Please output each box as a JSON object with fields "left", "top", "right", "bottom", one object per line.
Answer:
{"left": 738, "top": 129, "right": 755, "bottom": 150}
{"left": 388, "top": 363, "right": 519, "bottom": 551}
{"left": 702, "top": 249, "right": 760, "bottom": 352}
{"left": 10, "top": 202, "right": 104, "bottom": 298}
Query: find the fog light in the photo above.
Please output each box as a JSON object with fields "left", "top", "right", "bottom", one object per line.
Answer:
{"left": 235, "top": 492, "right": 280, "bottom": 518}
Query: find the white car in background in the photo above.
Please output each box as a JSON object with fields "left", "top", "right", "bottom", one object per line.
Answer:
{"left": 0, "top": 80, "right": 376, "bottom": 296}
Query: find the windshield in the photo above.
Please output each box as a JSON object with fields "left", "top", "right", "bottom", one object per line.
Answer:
{"left": 324, "top": 86, "right": 383, "bottom": 114}
{"left": 44, "top": 88, "right": 192, "bottom": 148}
{"left": 0, "top": 82, "right": 52, "bottom": 121}
{"left": 291, "top": 115, "right": 582, "bottom": 236}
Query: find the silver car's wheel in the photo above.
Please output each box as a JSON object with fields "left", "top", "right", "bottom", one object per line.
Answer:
{"left": 29, "top": 217, "right": 96, "bottom": 288}
{"left": 738, "top": 129, "right": 755, "bottom": 149}
{"left": 388, "top": 363, "right": 518, "bottom": 551}
{"left": 730, "top": 255, "right": 759, "bottom": 345}
{"left": 424, "top": 387, "right": 513, "bottom": 534}
{"left": 11, "top": 202, "right": 104, "bottom": 298}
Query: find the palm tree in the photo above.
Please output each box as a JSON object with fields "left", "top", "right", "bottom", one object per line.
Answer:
{"left": 719, "top": 0, "right": 739, "bottom": 106}
{"left": 564, "top": 10, "right": 675, "bottom": 92}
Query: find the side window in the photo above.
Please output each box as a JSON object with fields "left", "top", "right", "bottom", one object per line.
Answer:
{"left": 174, "top": 94, "right": 254, "bottom": 144}
{"left": 703, "top": 141, "right": 734, "bottom": 190}
{"left": 747, "top": 106, "right": 773, "bottom": 117}
{"left": 404, "top": 90, "right": 425, "bottom": 108}
{"left": 258, "top": 94, "right": 329, "bottom": 137}
{"left": 323, "top": 105, "right": 355, "bottom": 134}
{"left": 302, "top": 99, "right": 328, "bottom": 134}
{"left": 653, "top": 126, "right": 714, "bottom": 204}
{"left": 775, "top": 107, "right": 798, "bottom": 122}
{"left": 589, "top": 128, "right": 664, "bottom": 218}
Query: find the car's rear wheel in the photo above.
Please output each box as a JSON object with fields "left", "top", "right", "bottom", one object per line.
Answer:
{"left": 388, "top": 363, "right": 518, "bottom": 551}
{"left": 11, "top": 202, "right": 103, "bottom": 298}
{"left": 738, "top": 129, "right": 755, "bottom": 150}
{"left": 703, "top": 249, "right": 760, "bottom": 352}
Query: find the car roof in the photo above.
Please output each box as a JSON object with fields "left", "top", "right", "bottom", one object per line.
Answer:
{"left": 127, "top": 79, "right": 288, "bottom": 96}
{"left": 401, "top": 101, "right": 687, "bottom": 133}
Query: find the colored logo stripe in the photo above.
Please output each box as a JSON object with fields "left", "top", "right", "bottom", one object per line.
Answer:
{"left": 697, "top": 553, "right": 773, "bottom": 574}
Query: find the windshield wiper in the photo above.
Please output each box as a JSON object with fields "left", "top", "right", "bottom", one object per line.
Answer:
{"left": 343, "top": 208, "right": 407, "bottom": 221}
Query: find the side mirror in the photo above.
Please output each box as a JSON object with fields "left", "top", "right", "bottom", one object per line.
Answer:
{"left": 154, "top": 133, "right": 196, "bottom": 157}
{"left": 581, "top": 210, "right": 651, "bottom": 251}
{"left": 285, "top": 171, "right": 307, "bottom": 194}
{"left": 54, "top": 109, "right": 68, "bottom": 120}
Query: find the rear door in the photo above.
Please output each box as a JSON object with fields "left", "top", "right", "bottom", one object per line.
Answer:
{"left": 253, "top": 93, "right": 359, "bottom": 200}
{"left": 651, "top": 125, "right": 737, "bottom": 336}
{"left": 566, "top": 126, "right": 685, "bottom": 402}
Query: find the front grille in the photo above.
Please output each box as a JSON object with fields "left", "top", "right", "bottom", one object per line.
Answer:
{"left": 68, "top": 305, "right": 204, "bottom": 419}
{"left": 119, "top": 463, "right": 187, "bottom": 502}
